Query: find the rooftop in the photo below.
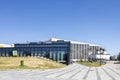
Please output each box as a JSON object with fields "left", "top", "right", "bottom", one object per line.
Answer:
{"left": 49, "top": 38, "right": 100, "bottom": 46}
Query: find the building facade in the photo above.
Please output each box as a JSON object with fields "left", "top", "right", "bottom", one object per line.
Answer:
{"left": 89, "top": 54, "right": 111, "bottom": 60}
{"left": 0, "top": 38, "right": 102, "bottom": 64}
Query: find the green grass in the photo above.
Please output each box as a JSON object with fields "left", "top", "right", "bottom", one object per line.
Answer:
{"left": 78, "top": 61, "right": 102, "bottom": 67}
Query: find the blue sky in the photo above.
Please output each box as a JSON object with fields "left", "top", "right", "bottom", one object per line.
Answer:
{"left": 0, "top": 0, "right": 120, "bottom": 55}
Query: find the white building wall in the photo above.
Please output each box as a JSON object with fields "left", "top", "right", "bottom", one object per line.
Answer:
{"left": 0, "top": 44, "right": 14, "bottom": 47}
{"left": 89, "top": 54, "right": 111, "bottom": 60}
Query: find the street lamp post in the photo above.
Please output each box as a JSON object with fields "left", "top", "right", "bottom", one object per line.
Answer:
{"left": 100, "top": 51, "right": 102, "bottom": 65}
{"left": 100, "top": 48, "right": 103, "bottom": 65}
{"left": 97, "top": 48, "right": 105, "bottom": 65}
{"left": 88, "top": 48, "right": 92, "bottom": 62}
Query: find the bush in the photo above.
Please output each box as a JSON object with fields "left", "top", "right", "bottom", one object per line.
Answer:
{"left": 92, "top": 58, "right": 97, "bottom": 62}
{"left": 117, "top": 53, "right": 120, "bottom": 61}
{"left": 80, "top": 59, "right": 83, "bottom": 62}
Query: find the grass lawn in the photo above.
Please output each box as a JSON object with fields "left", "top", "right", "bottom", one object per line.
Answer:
{"left": 0, "top": 57, "right": 65, "bottom": 70}
{"left": 78, "top": 61, "right": 102, "bottom": 67}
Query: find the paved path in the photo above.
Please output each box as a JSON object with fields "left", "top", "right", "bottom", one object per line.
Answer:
{"left": 0, "top": 62, "right": 120, "bottom": 80}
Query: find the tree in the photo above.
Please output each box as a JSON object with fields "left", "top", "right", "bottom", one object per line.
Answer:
{"left": 117, "top": 52, "right": 120, "bottom": 61}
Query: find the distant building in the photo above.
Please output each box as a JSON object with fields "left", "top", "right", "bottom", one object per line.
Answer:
{"left": 0, "top": 38, "right": 104, "bottom": 64}
{"left": 110, "top": 55, "right": 118, "bottom": 60}
{"left": 89, "top": 53, "right": 111, "bottom": 60}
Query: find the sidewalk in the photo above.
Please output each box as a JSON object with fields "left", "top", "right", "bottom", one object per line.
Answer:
{"left": 0, "top": 62, "right": 120, "bottom": 80}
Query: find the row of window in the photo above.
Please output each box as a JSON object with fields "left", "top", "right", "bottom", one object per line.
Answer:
{"left": 0, "top": 51, "right": 67, "bottom": 61}
{"left": 71, "top": 44, "right": 89, "bottom": 59}
{"left": 0, "top": 47, "right": 68, "bottom": 51}
{"left": 15, "top": 43, "right": 69, "bottom": 47}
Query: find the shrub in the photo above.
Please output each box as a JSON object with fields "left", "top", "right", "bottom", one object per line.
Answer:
{"left": 117, "top": 52, "right": 120, "bottom": 61}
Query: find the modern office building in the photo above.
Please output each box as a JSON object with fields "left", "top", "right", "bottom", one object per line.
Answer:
{"left": 0, "top": 38, "right": 103, "bottom": 64}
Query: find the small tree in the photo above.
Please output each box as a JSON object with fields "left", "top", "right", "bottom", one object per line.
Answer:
{"left": 117, "top": 52, "right": 120, "bottom": 61}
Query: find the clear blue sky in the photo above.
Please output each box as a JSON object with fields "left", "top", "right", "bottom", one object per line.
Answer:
{"left": 0, "top": 0, "right": 120, "bottom": 55}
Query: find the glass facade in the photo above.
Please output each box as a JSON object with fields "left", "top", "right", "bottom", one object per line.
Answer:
{"left": 0, "top": 39, "right": 102, "bottom": 64}
{"left": 0, "top": 41, "right": 70, "bottom": 64}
